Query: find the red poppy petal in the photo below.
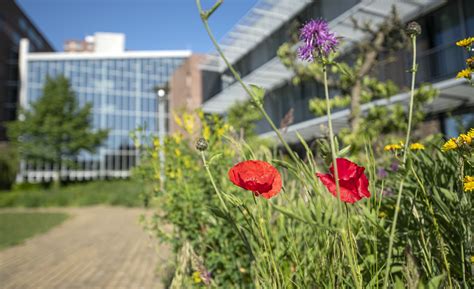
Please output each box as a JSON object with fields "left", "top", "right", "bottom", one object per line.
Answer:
{"left": 329, "top": 158, "right": 361, "bottom": 181}
{"left": 356, "top": 173, "right": 371, "bottom": 198}
{"left": 317, "top": 173, "right": 359, "bottom": 203}
{"left": 228, "top": 160, "right": 282, "bottom": 198}
{"left": 260, "top": 171, "right": 282, "bottom": 199}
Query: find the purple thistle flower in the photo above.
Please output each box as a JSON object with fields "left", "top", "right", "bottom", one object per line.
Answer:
{"left": 298, "top": 19, "right": 338, "bottom": 62}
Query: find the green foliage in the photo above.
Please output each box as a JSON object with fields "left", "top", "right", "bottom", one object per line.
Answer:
{"left": 0, "top": 212, "right": 68, "bottom": 249}
{"left": 7, "top": 75, "right": 108, "bottom": 171}
{"left": 0, "top": 180, "right": 142, "bottom": 208}
{"left": 227, "top": 100, "right": 262, "bottom": 138}
{"left": 380, "top": 139, "right": 473, "bottom": 287}
{"left": 136, "top": 113, "right": 256, "bottom": 288}
{"left": 340, "top": 84, "right": 438, "bottom": 149}
{"left": 0, "top": 144, "right": 18, "bottom": 190}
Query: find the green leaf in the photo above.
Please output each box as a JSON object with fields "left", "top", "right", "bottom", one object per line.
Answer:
{"left": 338, "top": 145, "right": 351, "bottom": 158}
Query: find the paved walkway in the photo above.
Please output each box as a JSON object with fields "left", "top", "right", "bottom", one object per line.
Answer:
{"left": 0, "top": 207, "right": 168, "bottom": 289}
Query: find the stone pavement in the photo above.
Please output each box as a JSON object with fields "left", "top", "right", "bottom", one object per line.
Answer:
{"left": 0, "top": 206, "right": 169, "bottom": 289}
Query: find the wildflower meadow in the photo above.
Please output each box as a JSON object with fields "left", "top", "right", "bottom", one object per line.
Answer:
{"left": 134, "top": 1, "right": 473, "bottom": 288}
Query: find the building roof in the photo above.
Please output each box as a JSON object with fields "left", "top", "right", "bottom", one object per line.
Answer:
{"left": 259, "top": 78, "right": 472, "bottom": 143}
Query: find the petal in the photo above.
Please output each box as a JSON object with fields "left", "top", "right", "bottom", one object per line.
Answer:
{"left": 260, "top": 171, "right": 282, "bottom": 199}
{"left": 329, "top": 158, "right": 363, "bottom": 181}
{"left": 317, "top": 173, "right": 359, "bottom": 203}
{"left": 356, "top": 173, "right": 371, "bottom": 198}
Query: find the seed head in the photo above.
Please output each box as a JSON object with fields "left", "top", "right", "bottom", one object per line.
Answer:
{"left": 195, "top": 137, "right": 208, "bottom": 151}
{"left": 405, "top": 22, "right": 421, "bottom": 37}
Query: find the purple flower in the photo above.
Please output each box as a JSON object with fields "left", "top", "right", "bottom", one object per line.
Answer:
{"left": 377, "top": 168, "right": 388, "bottom": 179}
{"left": 298, "top": 19, "right": 338, "bottom": 61}
{"left": 390, "top": 162, "right": 399, "bottom": 172}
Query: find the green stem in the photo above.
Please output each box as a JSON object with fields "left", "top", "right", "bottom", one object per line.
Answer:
{"left": 200, "top": 151, "right": 229, "bottom": 213}
{"left": 322, "top": 65, "right": 341, "bottom": 200}
{"left": 382, "top": 35, "right": 418, "bottom": 289}
{"left": 196, "top": 0, "right": 302, "bottom": 169}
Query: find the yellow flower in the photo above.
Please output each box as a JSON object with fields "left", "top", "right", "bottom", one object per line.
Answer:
{"left": 384, "top": 143, "right": 402, "bottom": 151}
{"left": 182, "top": 113, "right": 195, "bottom": 134}
{"left": 464, "top": 176, "right": 474, "bottom": 192}
{"left": 151, "top": 151, "right": 158, "bottom": 160}
{"left": 467, "top": 57, "right": 474, "bottom": 67}
{"left": 456, "top": 68, "right": 472, "bottom": 79}
{"left": 410, "top": 143, "right": 425, "bottom": 150}
{"left": 456, "top": 37, "right": 474, "bottom": 47}
{"left": 197, "top": 109, "right": 205, "bottom": 121}
{"left": 467, "top": 128, "right": 474, "bottom": 138}
{"left": 457, "top": 133, "right": 472, "bottom": 145}
{"left": 153, "top": 137, "right": 160, "bottom": 149}
{"left": 172, "top": 133, "right": 182, "bottom": 144}
{"left": 192, "top": 271, "right": 202, "bottom": 284}
{"left": 174, "top": 148, "right": 181, "bottom": 157}
{"left": 441, "top": 138, "right": 458, "bottom": 152}
{"left": 173, "top": 112, "right": 183, "bottom": 127}
{"left": 202, "top": 125, "right": 211, "bottom": 140}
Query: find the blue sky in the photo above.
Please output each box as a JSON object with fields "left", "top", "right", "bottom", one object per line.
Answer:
{"left": 16, "top": 0, "right": 258, "bottom": 52}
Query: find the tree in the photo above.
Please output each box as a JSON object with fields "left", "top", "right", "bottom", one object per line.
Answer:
{"left": 227, "top": 100, "right": 262, "bottom": 139}
{"left": 8, "top": 75, "right": 108, "bottom": 183}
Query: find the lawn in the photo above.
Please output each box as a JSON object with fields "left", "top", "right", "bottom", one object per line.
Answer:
{"left": 0, "top": 212, "right": 69, "bottom": 249}
{"left": 0, "top": 180, "right": 144, "bottom": 208}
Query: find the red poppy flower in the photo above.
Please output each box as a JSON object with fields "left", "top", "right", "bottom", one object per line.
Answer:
{"left": 228, "top": 160, "right": 282, "bottom": 199}
{"left": 316, "top": 158, "right": 370, "bottom": 204}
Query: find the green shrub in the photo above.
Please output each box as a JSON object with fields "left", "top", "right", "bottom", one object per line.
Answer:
{"left": 0, "top": 144, "right": 18, "bottom": 191}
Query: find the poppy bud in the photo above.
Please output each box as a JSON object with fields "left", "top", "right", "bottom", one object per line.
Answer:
{"left": 405, "top": 21, "right": 421, "bottom": 37}
{"left": 195, "top": 137, "right": 208, "bottom": 151}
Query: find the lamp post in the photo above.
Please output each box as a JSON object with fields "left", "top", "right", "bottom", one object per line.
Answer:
{"left": 156, "top": 87, "right": 167, "bottom": 183}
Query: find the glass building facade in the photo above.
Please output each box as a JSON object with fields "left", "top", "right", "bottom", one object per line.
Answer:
{"left": 19, "top": 43, "right": 189, "bottom": 181}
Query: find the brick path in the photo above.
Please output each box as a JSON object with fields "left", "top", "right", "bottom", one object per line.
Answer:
{"left": 0, "top": 207, "right": 168, "bottom": 289}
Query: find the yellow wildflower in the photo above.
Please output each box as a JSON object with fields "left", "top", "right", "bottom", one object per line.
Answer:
{"left": 467, "top": 57, "right": 474, "bottom": 67}
{"left": 464, "top": 176, "right": 474, "bottom": 192}
{"left": 182, "top": 113, "right": 195, "bottom": 134}
{"left": 151, "top": 151, "right": 158, "bottom": 160}
{"left": 441, "top": 138, "right": 458, "bottom": 151}
{"left": 197, "top": 109, "right": 205, "bottom": 121}
{"left": 174, "top": 148, "right": 181, "bottom": 157}
{"left": 192, "top": 271, "right": 202, "bottom": 284}
{"left": 456, "top": 68, "right": 472, "bottom": 79}
{"left": 457, "top": 133, "right": 472, "bottom": 145}
{"left": 456, "top": 37, "right": 474, "bottom": 47}
{"left": 467, "top": 128, "right": 474, "bottom": 138}
{"left": 172, "top": 133, "right": 182, "bottom": 144}
{"left": 173, "top": 112, "right": 183, "bottom": 127}
{"left": 202, "top": 125, "right": 211, "bottom": 140}
{"left": 410, "top": 143, "right": 425, "bottom": 150}
{"left": 153, "top": 137, "right": 160, "bottom": 149}
{"left": 384, "top": 144, "right": 402, "bottom": 151}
